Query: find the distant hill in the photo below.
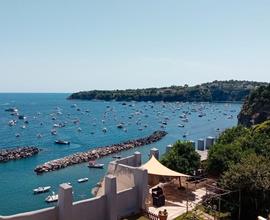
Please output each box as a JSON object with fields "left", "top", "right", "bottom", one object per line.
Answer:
{"left": 238, "top": 84, "right": 270, "bottom": 126}
{"left": 68, "top": 80, "right": 267, "bottom": 102}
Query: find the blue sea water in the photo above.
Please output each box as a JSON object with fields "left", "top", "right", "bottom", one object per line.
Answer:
{"left": 0, "top": 93, "right": 241, "bottom": 215}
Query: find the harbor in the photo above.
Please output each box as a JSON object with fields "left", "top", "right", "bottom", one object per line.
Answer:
{"left": 34, "top": 130, "right": 167, "bottom": 174}
{"left": 0, "top": 94, "right": 241, "bottom": 215}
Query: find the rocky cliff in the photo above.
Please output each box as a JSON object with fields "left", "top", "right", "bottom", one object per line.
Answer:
{"left": 238, "top": 84, "right": 270, "bottom": 127}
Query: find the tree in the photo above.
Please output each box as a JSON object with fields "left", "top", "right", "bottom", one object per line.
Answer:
{"left": 160, "top": 141, "right": 200, "bottom": 175}
{"left": 220, "top": 154, "right": 270, "bottom": 219}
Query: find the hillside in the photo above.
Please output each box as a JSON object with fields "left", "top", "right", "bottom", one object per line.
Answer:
{"left": 68, "top": 80, "right": 266, "bottom": 102}
{"left": 238, "top": 84, "right": 270, "bottom": 126}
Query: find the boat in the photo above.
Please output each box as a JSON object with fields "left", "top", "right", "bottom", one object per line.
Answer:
{"left": 77, "top": 178, "right": 88, "bottom": 183}
{"left": 178, "top": 124, "right": 185, "bottom": 128}
{"left": 51, "top": 129, "right": 57, "bottom": 135}
{"left": 88, "top": 161, "right": 104, "bottom": 169}
{"left": 37, "top": 133, "right": 43, "bottom": 138}
{"left": 8, "top": 120, "right": 16, "bottom": 126}
{"left": 117, "top": 123, "right": 124, "bottom": 129}
{"left": 102, "top": 127, "right": 107, "bottom": 133}
{"left": 33, "top": 186, "right": 51, "bottom": 194}
{"left": 45, "top": 192, "right": 58, "bottom": 203}
{"left": 112, "top": 155, "right": 122, "bottom": 159}
{"left": 18, "top": 115, "right": 26, "bottom": 120}
{"left": 5, "top": 107, "right": 18, "bottom": 113}
{"left": 54, "top": 140, "right": 70, "bottom": 145}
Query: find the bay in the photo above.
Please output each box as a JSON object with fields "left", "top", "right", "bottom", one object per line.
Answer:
{"left": 0, "top": 93, "right": 241, "bottom": 215}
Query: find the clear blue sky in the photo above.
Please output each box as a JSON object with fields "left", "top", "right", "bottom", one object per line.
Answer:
{"left": 0, "top": 0, "right": 269, "bottom": 92}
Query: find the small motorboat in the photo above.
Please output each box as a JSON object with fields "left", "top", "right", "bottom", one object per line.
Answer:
{"left": 5, "top": 107, "right": 18, "bottom": 113}
{"left": 112, "top": 155, "right": 122, "bottom": 159}
{"left": 15, "top": 133, "right": 20, "bottom": 138}
{"left": 54, "top": 140, "right": 70, "bottom": 145}
{"left": 117, "top": 123, "right": 124, "bottom": 129}
{"left": 37, "top": 133, "right": 43, "bottom": 138}
{"left": 33, "top": 186, "right": 51, "bottom": 194}
{"left": 77, "top": 178, "right": 88, "bottom": 183}
{"left": 8, "top": 120, "right": 16, "bottom": 126}
{"left": 51, "top": 129, "right": 57, "bottom": 135}
{"left": 18, "top": 115, "right": 26, "bottom": 120}
{"left": 45, "top": 192, "right": 58, "bottom": 203}
{"left": 88, "top": 161, "right": 104, "bottom": 169}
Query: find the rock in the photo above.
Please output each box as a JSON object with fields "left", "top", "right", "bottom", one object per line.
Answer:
{"left": 0, "top": 146, "right": 40, "bottom": 163}
{"left": 34, "top": 130, "right": 167, "bottom": 174}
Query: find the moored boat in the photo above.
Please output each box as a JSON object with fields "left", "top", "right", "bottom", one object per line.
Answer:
{"left": 33, "top": 186, "right": 51, "bottom": 194}
{"left": 77, "top": 178, "right": 88, "bottom": 183}
{"left": 45, "top": 192, "right": 58, "bottom": 203}
{"left": 88, "top": 161, "right": 104, "bottom": 169}
{"left": 54, "top": 140, "right": 70, "bottom": 145}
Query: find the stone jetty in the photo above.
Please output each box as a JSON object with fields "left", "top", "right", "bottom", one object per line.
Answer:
{"left": 34, "top": 130, "right": 167, "bottom": 174}
{"left": 0, "top": 146, "right": 40, "bottom": 163}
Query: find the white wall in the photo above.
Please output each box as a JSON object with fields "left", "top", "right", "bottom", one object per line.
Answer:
{"left": 72, "top": 196, "right": 106, "bottom": 220}
{"left": 0, "top": 207, "right": 57, "bottom": 220}
{"left": 0, "top": 152, "right": 147, "bottom": 220}
{"left": 117, "top": 187, "right": 138, "bottom": 218}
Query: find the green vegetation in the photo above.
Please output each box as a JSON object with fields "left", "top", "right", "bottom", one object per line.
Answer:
{"left": 173, "top": 211, "right": 204, "bottom": 220}
{"left": 160, "top": 141, "right": 200, "bottom": 175}
{"left": 68, "top": 80, "right": 267, "bottom": 102}
{"left": 238, "top": 84, "right": 270, "bottom": 126}
{"left": 207, "top": 120, "right": 270, "bottom": 219}
{"left": 221, "top": 154, "right": 270, "bottom": 219}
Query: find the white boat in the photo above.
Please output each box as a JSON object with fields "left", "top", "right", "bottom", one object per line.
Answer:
{"left": 8, "top": 120, "right": 16, "bottom": 126}
{"left": 34, "top": 186, "right": 51, "bottom": 194}
{"left": 102, "top": 127, "right": 107, "bottom": 133}
{"left": 88, "top": 161, "right": 104, "bottom": 169}
{"left": 45, "top": 192, "right": 58, "bottom": 203}
{"left": 112, "top": 155, "right": 122, "bottom": 159}
{"left": 51, "top": 129, "right": 57, "bottom": 135}
{"left": 77, "top": 178, "right": 88, "bottom": 183}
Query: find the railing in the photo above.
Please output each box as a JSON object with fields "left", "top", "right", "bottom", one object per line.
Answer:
{"left": 143, "top": 209, "right": 159, "bottom": 220}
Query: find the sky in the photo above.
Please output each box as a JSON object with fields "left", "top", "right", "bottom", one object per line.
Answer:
{"left": 0, "top": 0, "right": 270, "bottom": 92}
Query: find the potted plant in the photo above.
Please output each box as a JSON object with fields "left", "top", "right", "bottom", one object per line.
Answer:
{"left": 158, "top": 209, "right": 168, "bottom": 220}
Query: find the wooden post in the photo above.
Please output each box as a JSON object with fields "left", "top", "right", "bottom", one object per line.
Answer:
{"left": 238, "top": 189, "right": 241, "bottom": 220}
{"left": 218, "top": 197, "right": 221, "bottom": 220}
{"left": 186, "top": 182, "right": 189, "bottom": 213}
{"left": 179, "top": 177, "right": 182, "bottom": 188}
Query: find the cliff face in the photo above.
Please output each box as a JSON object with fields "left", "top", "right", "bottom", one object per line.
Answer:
{"left": 238, "top": 84, "right": 270, "bottom": 127}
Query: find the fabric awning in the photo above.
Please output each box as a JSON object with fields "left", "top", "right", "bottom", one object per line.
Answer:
{"left": 141, "top": 156, "right": 189, "bottom": 177}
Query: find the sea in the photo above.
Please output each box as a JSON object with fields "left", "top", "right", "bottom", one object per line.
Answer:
{"left": 0, "top": 93, "right": 241, "bottom": 215}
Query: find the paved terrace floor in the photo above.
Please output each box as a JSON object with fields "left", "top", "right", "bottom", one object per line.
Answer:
{"left": 146, "top": 180, "right": 208, "bottom": 220}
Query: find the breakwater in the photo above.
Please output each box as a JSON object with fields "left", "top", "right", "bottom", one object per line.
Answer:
{"left": 34, "top": 130, "right": 167, "bottom": 174}
{"left": 0, "top": 146, "right": 40, "bottom": 163}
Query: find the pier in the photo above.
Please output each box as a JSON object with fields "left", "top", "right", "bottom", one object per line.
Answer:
{"left": 0, "top": 146, "right": 40, "bottom": 162}
{"left": 34, "top": 130, "right": 167, "bottom": 174}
